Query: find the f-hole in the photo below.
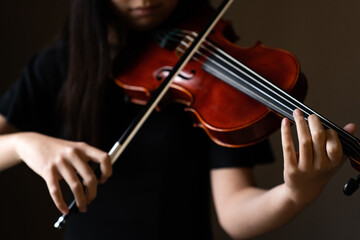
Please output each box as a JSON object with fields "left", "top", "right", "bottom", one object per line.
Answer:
{"left": 156, "top": 66, "right": 196, "bottom": 81}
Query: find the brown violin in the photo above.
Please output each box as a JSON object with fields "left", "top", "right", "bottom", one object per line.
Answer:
{"left": 114, "top": 8, "right": 360, "bottom": 174}
{"left": 115, "top": 17, "right": 306, "bottom": 148}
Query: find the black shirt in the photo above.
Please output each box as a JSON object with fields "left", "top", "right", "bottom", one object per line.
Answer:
{"left": 0, "top": 39, "right": 273, "bottom": 239}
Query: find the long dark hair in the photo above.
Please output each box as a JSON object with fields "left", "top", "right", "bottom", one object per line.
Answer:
{"left": 60, "top": 0, "right": 210, "bottom": 146}
{"left": 60, "top": 0, "right": 114, "bottom": 145}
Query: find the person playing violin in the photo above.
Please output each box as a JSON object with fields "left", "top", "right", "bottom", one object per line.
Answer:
{"left": 0, "top": 0, "right": 356, "bottom": 239}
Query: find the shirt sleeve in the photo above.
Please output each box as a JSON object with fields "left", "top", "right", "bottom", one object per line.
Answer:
{"left": 209, "top": 139, "right": 274, "bottom": 169}
{"left": 0, "top": 40, "right": 67, "bottom": 137}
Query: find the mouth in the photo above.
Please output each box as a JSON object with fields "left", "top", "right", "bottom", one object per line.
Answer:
{"left": 130, "top": 3, "right": 162, "bottom": 17}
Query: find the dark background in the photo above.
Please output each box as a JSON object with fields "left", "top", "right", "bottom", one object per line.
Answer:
{"left": 0, "top": 1, "right": 68, "bottom": 239}
{"left": 1, "top": 0, "right": 360, "bottom": 239}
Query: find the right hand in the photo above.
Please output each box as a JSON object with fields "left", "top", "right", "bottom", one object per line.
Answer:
{"left": 14, "top": 132, "right": 112, "bottom": 214}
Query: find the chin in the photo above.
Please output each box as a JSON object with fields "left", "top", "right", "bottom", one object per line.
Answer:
{"left": 130, "top": 17, "right": 165, "bottom": 31}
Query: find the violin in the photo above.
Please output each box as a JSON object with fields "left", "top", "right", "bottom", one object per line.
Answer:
{"left": 54, "top": 0, "right": 360, "bottom": 228}
{"left": 115, "top": 11, "right": 306, "bottom": 148}
{"left": 114, "top": 5, "right": 360, "bottom": 172}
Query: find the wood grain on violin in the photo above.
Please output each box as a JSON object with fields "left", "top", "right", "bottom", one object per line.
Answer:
{"left": 115, "top": 13, "right": 306, "bottom": 147}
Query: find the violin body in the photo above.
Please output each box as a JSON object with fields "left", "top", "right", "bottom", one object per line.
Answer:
{"left": 114, "top": 18, "right": 307, "bottom": 147}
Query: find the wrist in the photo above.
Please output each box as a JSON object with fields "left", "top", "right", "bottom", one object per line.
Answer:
{"left": 0, "top": 132, "right": 25, "bottom": 170}
{"left": 281, "top": 183, "right": 314, "bottom": 210}
{"left": 11, "top": 132, "right": 30, "bottom": 162}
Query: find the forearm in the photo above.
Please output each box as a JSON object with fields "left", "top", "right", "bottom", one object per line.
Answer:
{"left": 0, "top": 133, "right": 23, "bottom": 171}
{"left": 216, "top": 183, "right": 306, "bottom": 239}
{"left": 212, "top": 112, "right": 354, "bottom": 239}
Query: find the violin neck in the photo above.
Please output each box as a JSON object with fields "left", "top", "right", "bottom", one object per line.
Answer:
{"left": 202, "top": 44, "right": 360, "bottom": 168}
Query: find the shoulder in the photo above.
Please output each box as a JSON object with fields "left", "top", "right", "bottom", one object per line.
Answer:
{"left": 30, "top": 37, "right": 69, "bottom": 82}
{"left": 14, "top": 37, "right": 70, "bottom": 97}
{"left": 0, "top": 37, "right": 69, "bottom": 134}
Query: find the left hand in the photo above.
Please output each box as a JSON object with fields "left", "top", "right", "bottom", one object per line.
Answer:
{"left": 281, "top": 109, "right": 356, "bottom": 206}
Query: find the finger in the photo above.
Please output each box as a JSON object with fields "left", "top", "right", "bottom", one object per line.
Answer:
{"left": 281, "top": 118, "right": 297, "bottom": 169}
{"left": 307, "top": 114, "right": 327, "bottom": 168}
{"left": 56, "top": 158, "right": 87, "bottom": 212}
{"left": 44, "top": 169, "right": 68, "bottom": 215}
{"left": 293, "top": 109, "right": 313, "bottom": 170}
{"left": 70, "top": 151, "right": 98, "bottom": 204}
{"left": 76, "top": 142, "right": 112, "bottom": 184}
{"left": 325, "top": 129, "right": 343, "bottom": 163}
{"left": 343, "top": 123, "right": 356, "bottom": 135}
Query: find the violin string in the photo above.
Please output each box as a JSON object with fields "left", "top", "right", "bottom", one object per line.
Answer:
{"left": 174, "top": 33, "right": 312, "bottom": 118}
{"left": 165, "top": 30, "right": 360, "bottom": 152}
{"left": 199, "top": 44, "right": 360, "bottom": 158}
{"left": 171, "top": 33, "right": 306, "bottom": 118}
{"left": 193, "top": 38, "right": 359, "bottom": 159}
{"left": 195, "top": 40, "right": 360, "bottom": 158}
{"left": 201, "top": 45, "right": 360, "bottom": 158}
{"left": 160, "top": 30, "right": 360, "bottom": 158}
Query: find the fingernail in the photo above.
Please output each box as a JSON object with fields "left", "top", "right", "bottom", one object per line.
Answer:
{"left": 80, "top": 206, "right": 87, "bottom": 213}
{"left": 293, "top": 109, "right": 302, "bottom": 116}
{"left": 62, "top": 208, "right": 69, "bottom": 215}
{"left": 100, "top": 177, "right": 107, "bottom": 184}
